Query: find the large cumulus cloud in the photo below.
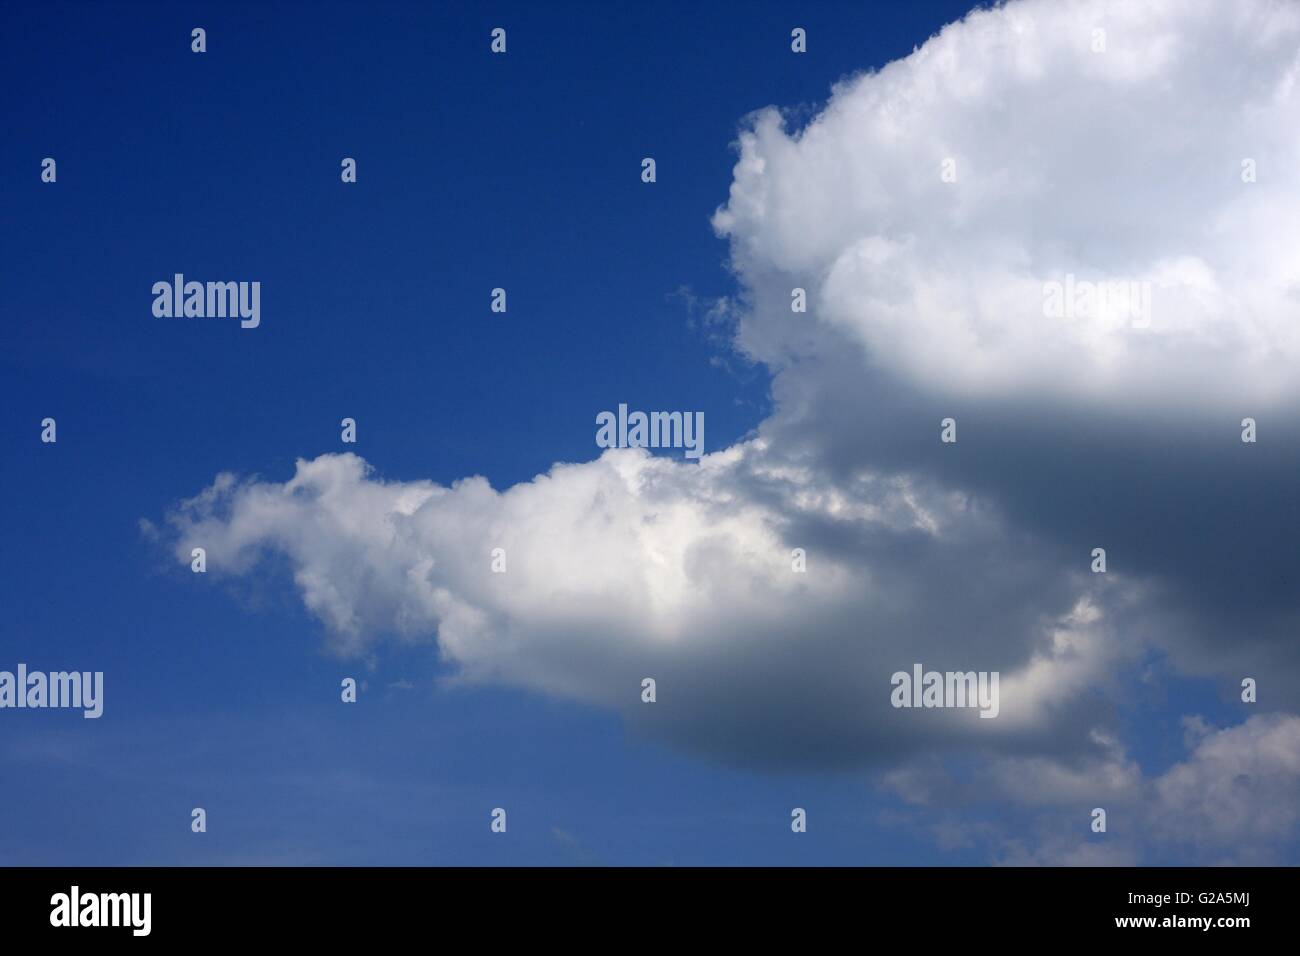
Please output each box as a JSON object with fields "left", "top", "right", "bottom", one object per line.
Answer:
{"left": 155, "top": 0, "right": 1300, "bottom": 860}
{"left": 161, "top": 446, "right": 1130, "bottom": 770}
{"left": 711, "top": 0, "right": 1300, "bottom": 703}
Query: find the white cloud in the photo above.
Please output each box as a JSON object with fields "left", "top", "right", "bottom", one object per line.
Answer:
{"left": 163, "top": 446, "right": 1127, "bottom": 768}
{"left": 884, "top": 714, "right": 1300, "bottom": 863}
{"left": 1150, "top": 712, "right": 1300, "bottom": 856}
{"left": 713, "top": 0, "right": 1300, "bottom": 410}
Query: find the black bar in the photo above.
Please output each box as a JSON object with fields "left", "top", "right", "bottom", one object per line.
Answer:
{"left": 0, "top": 866, "right": 1282, "bottom": 941}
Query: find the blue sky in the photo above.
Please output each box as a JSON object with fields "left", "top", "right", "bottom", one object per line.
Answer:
{"left": 4, "top": 0, "right": 1299, "bottom": 866}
